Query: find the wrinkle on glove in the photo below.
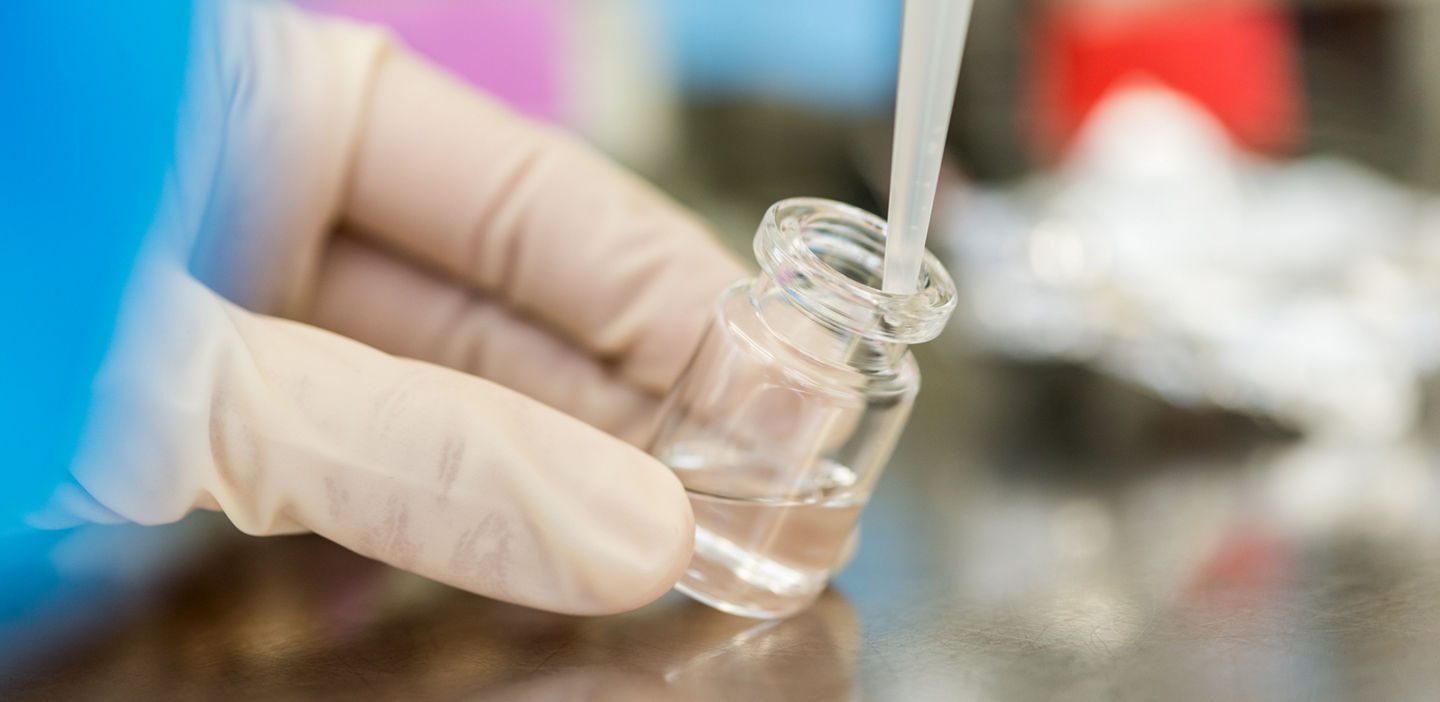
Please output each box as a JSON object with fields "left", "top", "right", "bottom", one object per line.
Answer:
{"left": 34, "top": 0, "right": 746, "bottom": 615}
{"left": 311, "top": 234, "right": 664, "bottom": 444}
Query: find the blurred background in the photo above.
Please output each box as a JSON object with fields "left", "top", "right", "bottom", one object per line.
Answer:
{"left": 282, "top": 0, "right": 1440, "bottom": 216}
{"left": 11, "top": 0, "right": 1440, "bottom": 698}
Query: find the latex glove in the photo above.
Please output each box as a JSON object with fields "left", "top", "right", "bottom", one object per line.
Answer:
{"left": 33, "top": 0, "right": 746, "bottom": 616}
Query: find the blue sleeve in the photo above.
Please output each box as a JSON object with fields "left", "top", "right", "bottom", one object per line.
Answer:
{"left": 0, "top": 0, "right": 192, "bottom": 631}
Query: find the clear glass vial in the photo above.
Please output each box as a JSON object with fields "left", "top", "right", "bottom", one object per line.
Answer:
{"left": 649, "top": 197, "right": 957, "bottom": 619}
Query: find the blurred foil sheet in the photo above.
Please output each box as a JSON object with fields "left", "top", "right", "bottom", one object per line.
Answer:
{"left": 941, "top": 86, "right": 1440, "bottom": 439}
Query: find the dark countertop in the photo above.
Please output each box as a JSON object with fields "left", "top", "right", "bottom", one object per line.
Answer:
{"left": 6, "top": 348, "right": 1440, "bottom": 701}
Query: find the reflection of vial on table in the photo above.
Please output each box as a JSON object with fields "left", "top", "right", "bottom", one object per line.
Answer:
{"left": 650, "top": 198, "right": 957, "bottom": 618}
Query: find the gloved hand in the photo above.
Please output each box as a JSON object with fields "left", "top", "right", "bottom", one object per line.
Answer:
{"left": 30, "top": 0, "right": 746, "bottom": 616}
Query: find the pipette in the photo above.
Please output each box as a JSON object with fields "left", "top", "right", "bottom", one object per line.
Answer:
{"left": 883, "top": 0, "right": 974, "bottom": 294}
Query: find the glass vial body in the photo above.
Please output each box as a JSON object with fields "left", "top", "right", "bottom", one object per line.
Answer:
{"left": 649, "top": 198, "right": 957, "bottom": 618}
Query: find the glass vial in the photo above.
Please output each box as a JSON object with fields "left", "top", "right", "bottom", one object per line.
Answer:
{"left": 649, "top": 197, "right": 957, "bottom": 618}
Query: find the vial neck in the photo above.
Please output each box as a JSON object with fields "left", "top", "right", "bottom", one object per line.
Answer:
{"left": 750, "top": 275, "right": 909, "bottom": 372}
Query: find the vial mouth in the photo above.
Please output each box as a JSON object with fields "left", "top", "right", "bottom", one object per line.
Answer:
{"left": 755, "top": 197, "right": 957, "bottom": 345}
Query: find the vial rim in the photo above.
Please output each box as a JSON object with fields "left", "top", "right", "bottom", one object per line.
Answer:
{"left": 754, "top": 197, "right": 958, "bottom": 345}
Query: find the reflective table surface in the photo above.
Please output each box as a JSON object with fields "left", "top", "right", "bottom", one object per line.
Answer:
{"left": 6, "top": 352, "right": 1440, "bottom": 701}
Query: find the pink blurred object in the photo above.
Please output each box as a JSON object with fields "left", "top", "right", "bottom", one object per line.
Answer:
{"left": 297, "top": 0, "right": 566, "bottom": 121}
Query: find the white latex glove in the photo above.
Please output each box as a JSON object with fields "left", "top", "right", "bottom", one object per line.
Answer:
{"left": 33, "top": 0, "right": 746, "bottom": 616}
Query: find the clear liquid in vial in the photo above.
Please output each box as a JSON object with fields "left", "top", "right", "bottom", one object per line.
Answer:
{"left": 664, "top": 453, "right": 863, "bottom": 619}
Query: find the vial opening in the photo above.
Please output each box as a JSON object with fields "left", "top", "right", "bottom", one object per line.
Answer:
{"left": 754, "top": 197, "right": 957, "bottom": 345}
{"left": 804, "top": 227, "right": 885, "bottom": 289}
